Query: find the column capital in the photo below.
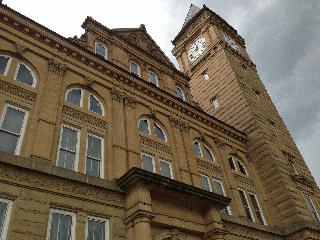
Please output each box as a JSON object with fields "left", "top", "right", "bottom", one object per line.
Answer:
{"left": 48, "top": 58, "right": 66, "bottom": 76}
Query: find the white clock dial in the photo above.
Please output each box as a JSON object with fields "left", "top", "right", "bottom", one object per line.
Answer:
{"left": 224, "top": 34, "right": 241, "bottom": 53}
{"left": 188, "top": 37, "right": 206, "bottom": 62}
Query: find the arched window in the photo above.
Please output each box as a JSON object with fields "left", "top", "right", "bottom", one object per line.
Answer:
{"left": 130, "top": 61, "right": 140, "bottom": 76}
{"left": 154, "top": 122, "right": 167, "bottom": 141}
{"left": 176, "top": 86, "right": 185, "bottom": 101}
{"left": 14, "top": 62, "right": 36, "bottom": 87}
{"left": 0, "top": 55, "right": 12, "bottom": 76}
{"left": 228, "top": 156, "right": 248, "bottom": 175}
{"left": 65, "top": 88, "right": 83, "bottom": 107}
{"left": 138, "top": 118, "right": 150, "bottom": 135}
{"left": 95, "top": 42, "right": 107, "bottom": 59}
{"left": 89, "top": 94, "right": 104, "bottom": 116}
{"left": 193, "top": 140, "right": 215, "bottom": 161}
{"left": 148, "top": 71, "right": 159, "bottom": 86}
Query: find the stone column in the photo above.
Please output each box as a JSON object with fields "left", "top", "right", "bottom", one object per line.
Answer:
{"left": 32, "top": 58, "right": 66, "bottom": 161}
{"left": 204, "top": 206, "right": 228, "bottom": 240}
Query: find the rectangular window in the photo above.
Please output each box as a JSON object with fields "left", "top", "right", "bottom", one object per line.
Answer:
{"left": 0, "top": 199, "right": 12, "bottom": 240}
{"left": 238, "top": 189, "right": 254, "bottom": 222}
{"left": 200, "top": 174, "right": 212, "bottom": 192}
{"left": 141, "top": 153, "right": 155, "bottom": 173}
{"left": 86, "top": 216, "right": 109, "bottom": 240}
{"left": 86, "top": 134, "right": 103, "bottom": 178}
{"left": 304, "top": 194, "right": 320, "bottom": 224}
{"left": 160, "top": 160, "right": 173, "bottom": 179}
{"left": 0, "top": 104, "right": 28, "bottom": 155}
{"left": 47, "top": 209, "right": 75, "bottom": 240}
{"left": 212, "top": 179, "right": 231, "bottom": 215}
{"left": 249, "top": 193, "right": 266, "bottom": 225}
{"left": 57, "top": 125, "right": 80, "bottom": 171}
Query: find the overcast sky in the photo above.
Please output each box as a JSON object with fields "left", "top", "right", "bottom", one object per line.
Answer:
{"left": 5, "top": 0, "right": 319, "bottom": 185}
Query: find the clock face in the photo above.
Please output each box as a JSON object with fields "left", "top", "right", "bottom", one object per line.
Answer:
{"left": 224, "top": 35, "right": 241, "bottom": 53}
{"left": 188, "top": 37, "right": 206, "bottom": 62}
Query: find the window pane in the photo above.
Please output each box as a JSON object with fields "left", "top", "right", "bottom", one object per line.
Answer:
{"left": 0, "top": 202, "right": 8, "bottom": 237}
{"left": 193, "top": 142, "right": 201, "bottom": 157}
{"left": 0, "top": 131, "right": 19, "bottom": 154}
{"left": 61, "top": 127, "right": 77, "bottom": 152}
{"left": 50, "top": 213, "right": 72, "bottom": 240}
{"left": 87, "top": 219, "right": 105, "bottom": 240}
{"left": 139, "top": 119, "right": 150, "bottom": 134}
{"left": 213, "top": 181, "right": 224, "bottom": 195}
{"left": 304, "top": 195, "right": 320, "bottom": 224}
{"left": 141, "top": 155, "right": 154, "bottom": 172}
{"left": 95, "top": 43, "right": 106, "bottom": 58}
{"left": 87, "top": 136, "right": 101, "bottom": 160}
{"left": 249, "top": 194, "right": 265, "bottom": 225}
{"left": 89, "top": 95, "right": 102, "bottom": 115}
{"left": 86, "top": 158, "right": 100, "bottom": 177}
{"left": 237, "top": 161, "right": 247, "bottom": 175}
{"left": 203, "top": 146, "right": 214, "bottom": 161}
{"left": 148, "top": 72, "right": 158, "bottom": 86}
{"left": 160, "top": 161, "right": 172, "bottom": 178}
{"left": 154, "top": 123, "right": 166, "bottom": 141}
{"left": 58, "top": 149, "right": 75, "bottom": 170}
{"left": 130, "top": 62, "right": 139, "bottom": 76}
{"left": 176, "top": 87, "right": 184, "bottom": 100}
{"left": 228, "top": 157, "right": 236, "bottom": 170}
{"left": 0, "top": 56, "right": 9, "bottom": 75}
{"left": 1, "top": 107, "right": 25, "bottom": 134}
{"left": 200, "top": 175, "right": 211, "bottom": 191}
{"left": 16, "top": 64, "right": 34, "bottom": 86}
{"left": 238, "top": 190, "right": 253, "bottom": 221}
{"left": 66, "top": 89, "right": 82, "bottom": 106}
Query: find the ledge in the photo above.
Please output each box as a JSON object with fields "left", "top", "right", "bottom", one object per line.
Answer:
{"left": 117, "top": 167, "right": 231, "bottom": 210}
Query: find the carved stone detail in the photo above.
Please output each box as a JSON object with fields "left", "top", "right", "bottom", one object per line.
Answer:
{"left": 154, "top": 229, "right": 186, "bottom": 240}
{"left": 15, "top": 43, "right": 27, "bottom": 56}
{"left": 234, "top": 173, "right": 254, "bottom": 187}
{"left": 169, "top": 116, "right": 190, "bottom": 133}
{"left": 149, "top": 107, "right": 157, "bottom": 118}
{"left": 84, "top": 76, "right": 94, "bottom": 89}
{"left": 139, "top": 135, "right": 172, "bottom": 154}
{"left": 48, "top": 58, "right": 66, "bottom": 76}
{"left": 110, "top": 88, "right": 136, "bottom": 108}
{"left": 0, "top": 79, "right": 36, "bottom": 102}
{"left": 62, "top": 105, "right": 107, "bottom": 130}
{"left": 213, "top": 137, "right": 226, "bottom": 148}
{"left": 196, "top": 159, "right": 222, "bottom": 175}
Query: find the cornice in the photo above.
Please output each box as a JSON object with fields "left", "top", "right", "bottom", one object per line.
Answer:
{"left": 0, "top": 4, "right": 246, "bottom": 144}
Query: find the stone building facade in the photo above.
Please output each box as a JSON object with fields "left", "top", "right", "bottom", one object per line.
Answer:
{"left": 0, "top": 2, "right": 319, "bottom": 240}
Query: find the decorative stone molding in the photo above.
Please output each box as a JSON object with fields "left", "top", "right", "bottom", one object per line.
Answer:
{"left": 110, "top": 88, "right": 136, "bottom": 108}
{"left": 139, "top": 135, "right": 172, "bottom": 154}
{"left": 234, "top": 173, "right": 254, "bottom": 187}
{"left": 154, "top": 229, "right": 186, "bottom": 240}
{"left": 291, "top": 175, "right": 315, "bottom": 189}
{"left": 197, "top": 159, "right": 222, "bottom": 175}
{"left": 62, "top": 105, "right": 107, "bottom": 130}
{"left": 204, "top": 228, "right": 229, "bottom": 240}
{"left": 48, "top": 58, "right": 67, "bottom": 76}
{"left": 213, "top": 136, "right": 226, "bottom": 148}
{"left": 15, "top": 43, "right": 27, "bottom": 56}
{"left": 0, "top": 79, "right": 36, "bottom": 102}
{"left": 148, "top": 107, "right": 157, "bottom": 118}
{"left": 169, "top": 116, "right": 190, "bottom": 133}
{"left": 84, "top": 76, "right": 94, "bottom": 89}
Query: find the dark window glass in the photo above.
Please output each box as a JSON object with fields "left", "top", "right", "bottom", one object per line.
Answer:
{"left": 95, "top": 42, "right": 106, "bottom": 58}
{"left": 160, "top": 161, "right": 172, "bottom": 178}
{"left": 0, "top": 56, "right": 9, "bottom": 75}
{"left": 87, "top": 218, "right": 105, "bottom": 240}
{"left": 148, "top": 72, "right": 158, "bottom": 86}
{"left": 66, "top": 89, "right": 82, "bottom": 106}
{"left": 237, "top": 161, "right": 247, "bottom": 175}
{"left": 238, "top": 190, "right": 253, "bottom": 221}
{"left": 138, "top": 119, "right": 150, "bottom": 134}
{"left": 176, "top": 87, "right": 185, "bottom": 100}
{"left": 249, "top": 194, "right": 265, "bottom": 225}
{"left": 154, "top": 123, "right": 166, "bottom": 141}
{"left": 0, "top": 202, "right": 9, "bottom": 238}
{"left": 89, "top": 95, "right": 103, "bottom": 115}
{"left": 130, "top": 62, "right": 139, "bottom": 76}
{"left": 16, "top": 63, "right": 34, "bottom": 86}
{"left": 213, "top": 180, "right": 229, "bottom": 215}
{"left": 86, "top": 135, "right": 102, "bottom": 178}
{"left": 304, "top": 194, "right": 320, "bottom": 224}
{"left": 141, "top": 154, "right": 154, "bottom": 172}
{"left": 193, "top": 142, "right": 201, "bottom": 157}
{"left": 228, "top": 157, "right": 236, "bottom": 170}
{"left": 58, "top": 127, "right": 78, "bottom": 170}
{"left": 50, "top": 212, "right": 73, "bottom": 240}
{"left": 203, "top": 146, "right": 214, "bottom": 161}
{"left": 200, "top": 175, "right": 211, "bottom": 191}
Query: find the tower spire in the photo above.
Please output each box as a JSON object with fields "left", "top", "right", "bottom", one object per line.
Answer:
{"left": 182, "top": 4, "right": 202, "bottom": 28}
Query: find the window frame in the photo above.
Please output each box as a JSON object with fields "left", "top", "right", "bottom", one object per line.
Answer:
{"left": 289, "top": 161, "right": 299, "bottom": 175}
{"left": 88, "top": 93, "right": 104, "bottom": 116}
{"left": 0, "top": 104, "right": 29, "bottom": 155}
{"left": 199, "top": 174, "right": 212, "bottom": 192}
{"left": 159, "top": 159, "right": 173, "bottom": 179}
{"left": 95, "top": 42, "right": 107, "bottom": 59}
{"left": 0, "top": 198, "right": 13, "bottom": 240}
{"left": 303, "top": 193, "right": 320, "bottom": 224}
{"left": 130, "top": 61, "right": 140, "bottom": 77}
{"left": 176, "top": 86, "right": 186, "bottom": 101}
{"left": 192, "top": 141, "right": 203, "bottom": 157}
{"left": 85, "top": 216, "right": 109, "bottom": 240}
{"left": 65, "top": 88, "right": 84, "bottom": 107}
{"left": 153, "top": 122, "right": 167, "bottom": 142}
{"left": 13, "top": 61, "right": 37, "bottom": 87}
{"left": 248, "top": 192, "right": 267, "bottom": 225}
{"left": 0, "top": 55, "right": 12, "bottom": 76}
{"left": 148, "top": 71, "right": 159, "bottom": 87}
{"left": 85, "top": 133, "right": 104, "bottom": 179}
{"left": 56, "top": 124, "right": 81, "bottom": 172}
{"left": 138, "top": 118, "right": 151, "bottom": 135}
{"left": 140, "top": 152, "right": 156, "bottom": 173}
{"left": 203, "top": 144, "right": 215, "bottom": 162}
{"left": 212, "top": 178, "right": 231, "bottom": 215}
{"left": 236, "top": 159, "right": 248, "bottom": 175}
{"left": 238, "top": 188, "right": 255, "bottom": 222}
{"left": 46, "top": 209, "right": 76, "bottom": 240}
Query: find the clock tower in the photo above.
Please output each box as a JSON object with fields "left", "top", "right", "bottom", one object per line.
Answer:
{"left": 172, "top": 4, "right": 319, "bottom": 231}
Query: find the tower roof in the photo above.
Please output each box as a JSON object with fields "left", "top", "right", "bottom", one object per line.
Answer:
{"left": 182, "top": 4, "right": 202, "bottom": 28}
